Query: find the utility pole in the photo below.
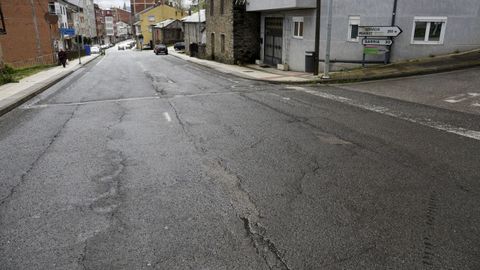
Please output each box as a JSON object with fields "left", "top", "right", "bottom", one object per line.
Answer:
{"left": 322, "top": 0, "right": 333, "bottom": 79}
{"left": 76, "top": 6, "right": 82, "bottom": 64}
{"left": 313, "top": 0, "right": 321, "bottom": 75}
{"left": 386, "top": 0, "right": 398, "bottom": 64}
{"left": 197, "top": 1, "right": 201, "bottom": 44}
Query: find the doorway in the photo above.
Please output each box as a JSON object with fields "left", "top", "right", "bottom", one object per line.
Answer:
{"left": 264, "top": 17, "right": 283, "bottom": 66}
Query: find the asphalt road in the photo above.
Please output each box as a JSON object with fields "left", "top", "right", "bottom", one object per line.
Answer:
{"left": 1, "top": 47, "right": 479, "bottom": 270}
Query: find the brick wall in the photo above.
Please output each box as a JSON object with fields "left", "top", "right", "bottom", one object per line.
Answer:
{"left": 130, "top": 0, "right": 157, "bottom": 15}
{"left": 114, "top": 8, "right": 131, "bottom": 24}
{"left": 0, "top": 0, "right": 59, "bottom": 68}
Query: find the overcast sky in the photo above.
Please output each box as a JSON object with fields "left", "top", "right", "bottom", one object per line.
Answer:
{"left": 94, "top": 0, "right": 129, "bottom": 9}
{"left": 93, "top": 0, "right": 192, "bottom": 9}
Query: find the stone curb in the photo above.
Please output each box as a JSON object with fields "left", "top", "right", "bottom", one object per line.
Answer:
{"left": 0, "top": 55, "right": 101, "bottom": 117}
{"left": 169, "top": 51, "right": 480, "bottom": 85}
{"left": 323, "top": 60, "right": 480, "bottom": 85}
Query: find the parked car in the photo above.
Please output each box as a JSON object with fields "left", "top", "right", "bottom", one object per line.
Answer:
{"left": 118, "top": 44, "right": 126, "bottom": 50}
{"left": 91, "top": 46, "right": 100, "bottom": 54}
{"left": 154, "top": 44, "right": 168, "bottom": 55}
{"left": 142, "top": 43, "right": 153, "bottom": 50}
{"left": 174, "top": 42, "right": 185, "bottom": 51}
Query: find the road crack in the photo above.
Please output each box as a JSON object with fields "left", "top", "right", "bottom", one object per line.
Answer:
{"left": 78, "top": 103, "right": 129, "bottom": 268}
{"left": 0, "top": 106, "right": 79, "bottom": 206}
{"left": 241, "top": 217, "right": 291, "bottom": 270}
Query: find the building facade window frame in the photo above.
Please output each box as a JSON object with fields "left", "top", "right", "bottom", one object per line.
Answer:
{"left": 411, "top": 16, "right": 447, "bottom": 45}
{"left": 220, "top": 34, "right": 225, "bottom": 53}
{"left": 347, "top": 15, "right": 360, "bottom": 42}
{"left": 292, "top": 17, "right": 304, "bottom": 39}
{"left": 210, "top": 0, "right": 215, "bottom": 16}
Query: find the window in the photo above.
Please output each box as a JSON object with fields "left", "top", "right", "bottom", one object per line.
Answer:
{"left": 148, "top": 15, "right": 155, "bottom": 22}
{"left": 411, "top": 17, "right": 447, "bottom": 44}
{"left": 348, "top": 16, "right": 360, "bottom": 42}
{"left": 293, "top": 17, "right": 304, "bottom": 39}
{"left": 48, "top": 3, "right": 56, "bottom": 14}
{"left": 220, "top": 0, "right": 224, "bottom": 15}
{"left": 210, "top": 0, "right": 214, "bottom": 16}
{"left": 221, "top": 34, "right": 225, "bottom": 53}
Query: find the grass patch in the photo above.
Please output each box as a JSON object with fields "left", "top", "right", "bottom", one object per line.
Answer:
{"left": 0, "top": 64, "right": 55, "bottom": 85}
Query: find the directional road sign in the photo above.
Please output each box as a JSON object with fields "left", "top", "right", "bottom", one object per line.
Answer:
{"left": 364, "top": 46, "right": 390, "bottom": 55}
{"left": 358, "top": 26, "right": 402, "bottom": 37}
{"left": 362, "top": 39, "right": 393, "bottom": 46}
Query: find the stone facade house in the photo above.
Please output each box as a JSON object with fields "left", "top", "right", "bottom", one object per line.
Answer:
{"left": 205, "top": 0, "right": 260, "bottom": 65}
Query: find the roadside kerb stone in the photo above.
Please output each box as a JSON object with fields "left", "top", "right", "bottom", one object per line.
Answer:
{"left": 0, "top": 55, "right": 101, "bottom": 117}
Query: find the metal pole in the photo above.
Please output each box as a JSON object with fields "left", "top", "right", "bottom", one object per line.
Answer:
{"left": 322, "top": 0, "right": 333, "bottom": 79}
{"left": 76, "top": 7, "right": 81, "bottom": 64}
{"left": 78, "top": 35, "right": 81, "bottom": 64}
{"left": 313, "top": 0, "right": 321, "bottom": 75}
{"left": 197, "top": 2, "right": 201, "bottom": 44}
{"left": 386, "top": 0, "right": 398, "bottom": 64}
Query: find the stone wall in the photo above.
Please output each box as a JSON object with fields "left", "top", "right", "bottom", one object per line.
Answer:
{"left": 206, "top": 0, "right": 260, "bottom": 65}
{"left": 233, "top": 4, "right": 260, "bottom": 65}
{"left": 205, "top": 0, "right": 235, "bottom": 64}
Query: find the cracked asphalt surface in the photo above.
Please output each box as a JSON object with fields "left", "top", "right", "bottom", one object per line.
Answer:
{"left": 1, "top": 47, "right": 479, "bottom": 269}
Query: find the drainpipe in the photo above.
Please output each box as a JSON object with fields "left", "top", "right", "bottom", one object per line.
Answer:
{"left": 29, "top": 0, "right": 42, "bottom": 62}
{"left": 313, "top": 0, "right": 321, "bottom": 75}
{"left": 322, "top": 0, "right": 333, "bottom": 79}
{"left": 386, "top": 0, "right": 398, "bottom": 64}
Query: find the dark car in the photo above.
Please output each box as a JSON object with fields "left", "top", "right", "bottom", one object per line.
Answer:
{"left": 174, "top": 42, "right": 185, "bottom": 51}
{"left": 154, "top": 44, "right": 168, "bottom": 55}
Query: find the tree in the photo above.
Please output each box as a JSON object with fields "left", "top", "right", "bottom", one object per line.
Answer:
{"left": 190, "top": 0, "right": 206, "bottom": 12}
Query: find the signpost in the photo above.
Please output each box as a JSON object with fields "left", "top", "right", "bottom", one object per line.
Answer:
{"left": 358, "top": 26, "right": 402, "bottom": 37}
{"left": 362, "top": 39, "right": 393, "bottom": 46}
{"left": 359, "top": 25, "right": 403, "bottom": 67}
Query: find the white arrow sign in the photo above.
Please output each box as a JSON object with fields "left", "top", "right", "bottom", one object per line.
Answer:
{"left": 362, "top": 39, "right": 393, "bottom": 46}
{"left": 358, "top": 26, "right": 403, "bottom": 37}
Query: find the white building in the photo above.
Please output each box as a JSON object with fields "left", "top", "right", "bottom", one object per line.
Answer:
{"left": 48, "top": 0, "right": 79, "bottom": 50}
{"left": 105, "top": 15, "right": 115, "bottom": 43}
{"left": 116, "top": 21, "right": 129, "bottom": 39}
{"left": 246, "top": 0, "right": 480, "bottom": 72}
{"left": 69, "top": 0, "right": 97, "bottom": 40}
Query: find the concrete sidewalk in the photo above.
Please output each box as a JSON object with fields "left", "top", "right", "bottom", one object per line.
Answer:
{"left": 0, "top": 54, "right": 100, "bottom": 117}
{"left": 168, "top": 49, "right": 317, "bottom": 83}
{"left": 169, "top": 48, "right": 480, "bottom": 84}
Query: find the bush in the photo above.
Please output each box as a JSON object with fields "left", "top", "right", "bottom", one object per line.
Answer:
{"left": 0, "top": 65, "right": 17, "bottom": 85}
